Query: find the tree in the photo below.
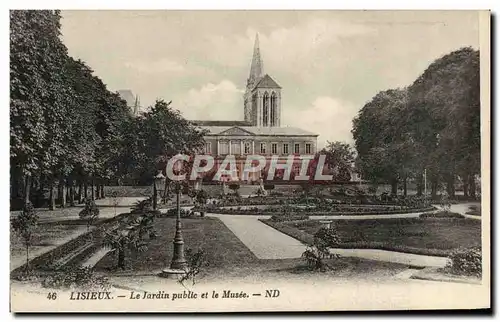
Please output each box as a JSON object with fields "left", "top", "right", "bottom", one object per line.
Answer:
{"left": 320, "top": 141, "right": 356, "bottom": 182}
{"left": 102, "top": 216, "right": 155, "bottom": 270}
{"left": 79, "top": 199, "right": 100, "bottom": 232}
{"left": 352, "top": 88, "right": 413, "bottom": 195}
{"left": 11, "top": 202, "right": 39, "bottom": 272}
{"left": 119, "top": 100, "right": 206, "bottom": 186}
{"left": 407, "top": 47, "right": 480, "bottom": 198}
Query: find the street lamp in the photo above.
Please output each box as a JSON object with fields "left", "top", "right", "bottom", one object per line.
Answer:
{"left": 160, "top": 154, "right": 188, "bottom": 277}
{"left": 153, "top": 170, "right": 166, "bottom": 211}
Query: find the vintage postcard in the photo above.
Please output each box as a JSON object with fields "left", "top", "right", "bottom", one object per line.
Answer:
{"left": 9, "top": 10, "right": 490, "bottom": 312}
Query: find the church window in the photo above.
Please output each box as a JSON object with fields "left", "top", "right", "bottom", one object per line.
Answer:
{"left": 244, "top": 142, "right": 251, "bottom": 154}
{"left": 263, "top": 92, "right": 269, "bottom": 126}
{"left": 252, "top": 93, "right": 258, "bottom": 124}
{"left": 271, "top": 92, "right": 277, "bottom": 126}
{"left": 306, "top": 143, "right": 312, "bottom": 154}
{"left": 271, "top": 143, "right": 278, "bottom": 154}
{"left": 294, "top": 143, "right": 300, "bottom": 154}
{"left": 260, "top": 143, "right": 266, "bottom": 154}
{"left": 283, "top": 143, "right": 289, "bottom": 154}
{"left": 205, "top": 142, "right": 212, "bottom": 154}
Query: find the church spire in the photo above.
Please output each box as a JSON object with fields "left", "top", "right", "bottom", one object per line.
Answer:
{"left": 248, "top": 33, "right": 263, "bottom": 86}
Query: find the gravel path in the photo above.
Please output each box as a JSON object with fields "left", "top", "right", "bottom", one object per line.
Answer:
{"left": 210, "top": 214, "right": 306, "bottom": 259}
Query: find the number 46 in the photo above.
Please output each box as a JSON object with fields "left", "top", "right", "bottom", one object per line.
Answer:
{"left": 47, "top": 292, "right": 57, "bottom": 300}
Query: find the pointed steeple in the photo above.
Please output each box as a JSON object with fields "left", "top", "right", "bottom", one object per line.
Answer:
{"left": 248, "top": 33, "right": 263, "bottom": 87}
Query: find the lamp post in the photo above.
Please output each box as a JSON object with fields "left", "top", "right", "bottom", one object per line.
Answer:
{"left": 161, "top": 154, "right": 188, "bottom": 277}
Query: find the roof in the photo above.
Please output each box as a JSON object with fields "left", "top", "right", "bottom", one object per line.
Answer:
{"left": 254, "top": 74, "right": 281, "bottom": 89}
{"left": 191, "top": 120, "right": 252, "bottom": 127}
{"left": 198, "top": 125, "right": 318, "bottom": 137}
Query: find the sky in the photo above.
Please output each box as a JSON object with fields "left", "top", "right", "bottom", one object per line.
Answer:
{"left": 60, "top": 10, "right": 480, "bottom": 148}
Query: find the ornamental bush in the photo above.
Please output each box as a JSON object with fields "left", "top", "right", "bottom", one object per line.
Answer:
{"left": 313, "top": 227, "right": 341, "bottom": 252}
{"left": 447, "top": 247, "right": 482, "bottom": 277}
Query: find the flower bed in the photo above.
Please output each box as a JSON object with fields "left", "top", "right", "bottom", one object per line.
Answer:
{"left": 260, "top": 216, "right": 481, "bottom": 258}
{"left": 207, "top": 205, "right": 436, "bottom": 216}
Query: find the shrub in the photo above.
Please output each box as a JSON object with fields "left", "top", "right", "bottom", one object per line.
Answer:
{"left": 179, "top": 248, "right": 208, "bottom": 287}
{"left": 301, "top": 243, "right": 340, "bottom": 272}
{"left": 11, "top": 201, "right": 38, "bottom": 273}
{"left": 131, "top": 198, "right": 153, "bottom": 214}
{"left": 228, "top": 183, "right": 240, "bottom": 191}
{"left": 446, "top": 247, "right": 482, "bottom": 277}
{"left": 42, "top": 266, "right": 110, "bottom": 291}
{"left": 313, "top": 227, "right": 341, "bottom": 252}
{"left": 79, "top": 199, "right": 99, "bottom": 232}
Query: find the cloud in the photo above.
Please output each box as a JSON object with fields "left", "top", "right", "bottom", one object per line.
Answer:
{"left": 177, "top": 80, "right": 244, "bottom": 120}
{"left": 205, "top": 17, "right": 375, "bottom": 74}
{"left": 284, "top": 96, "right": 359, "bottom": 149}
{"left": 124, "top": 58, "right": 185, "bottom": 74}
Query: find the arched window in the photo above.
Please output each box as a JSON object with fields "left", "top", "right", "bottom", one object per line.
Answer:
{"left": 252, "top": 93, "right": 258, "bottom": 124}
{"left": 263, "top": 92, "right": 269, "bottom": 126}
{"left": 270, "top": 92, "right": 277, "bottom": 126}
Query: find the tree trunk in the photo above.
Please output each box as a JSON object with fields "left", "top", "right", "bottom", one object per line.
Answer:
{"left": 101, "top": 184, "right": 105, "bottom": 199}
{"left": 77, "top": 182, "right": 82, "bottom": 203}
{"left": 11, "top": 169, "right": 21, "bottom": 200}
{"left": 390, "top": 179, "right": 398, "bottom": 196}
{"left": 416, "top": 171, "right": 423, "bottom": 196}
{"left": 84, "top": 181, "right": 88, "bottom": 201}
{"left": 25, "top": 245, "right": 29, "bottom": 272}
{"left": 403, "top": 176, "right": 408, "bottom": 197}
{"left": 446, "top": 175, "right": 455, "bottom": 198}
{"left": 91, "top": 179, "right": 95, "bottom": 201}
{"left": 49, "top": 182, "right": 56, "bottom": 210}
{"left": 36, "top": 181, "right": 45, "bottom": 208}
{"left": 95, "top": 181, "right": 101, "bottom": 199}
{"left": 59, "top": 179, "right": 67, "bottom": 208}
{"left": 69, "top": 180, "right": 76, "bottom": 207}
{"left": 462, "top": 174, "right": 469, "bottom": 198}
{"left": 469, "top": 175, "right": 476, "bottom": 199}
{"left": 24, "top": 175, "right": 32, "bottom": 206}
{"left": 431, "top": 179, "right": 438, "bottom": 198}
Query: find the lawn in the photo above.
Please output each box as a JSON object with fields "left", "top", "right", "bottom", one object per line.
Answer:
{"left": 466, "top": 205, "right": 481, "bottom": 217}
{"left": 94, "top": 217, "right": 259, "bottom": 273}
{"left": 93, "top": 216, "right": 407, "bottom": 280}
{"left": 10, "top": 223, "right": 87, "bottom": 259}
{"left": 262, "top": 217, "right": 481, "bottom": 257}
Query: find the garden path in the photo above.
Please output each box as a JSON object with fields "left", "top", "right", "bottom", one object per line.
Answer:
{"left": 209, "top": 214, "right": 306, "bottom": 259}
{"left": 447, "top": 203, "right": 481, "bottom": 220}
{"left": 210, "top": 213, "right": 448, "bottom": 268}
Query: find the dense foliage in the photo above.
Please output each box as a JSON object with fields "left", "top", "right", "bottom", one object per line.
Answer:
{"left": 352, "top": 47, "right": 480, "bottom": 198}
{"left": 10, "top": 10, "right": 205, "bottom": 209}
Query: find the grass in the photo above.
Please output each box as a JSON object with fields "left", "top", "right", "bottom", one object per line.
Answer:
{"left": 94, "top": 217, "right": 258, "bottom": 273}
{"left": 10, "top": 223, "right": 86, "bottom": 259}
{"left": 262, "top": 216, "right": 481, "bottom": 257}
{"left": 93, "top": 216, "right": 407, "bottom": 280}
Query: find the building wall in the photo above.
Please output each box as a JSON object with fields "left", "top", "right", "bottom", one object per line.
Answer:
{"left": 203, "top": 135, "right": 317, "bottom": 156}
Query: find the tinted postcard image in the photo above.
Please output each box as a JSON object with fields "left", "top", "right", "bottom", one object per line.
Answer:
{"left": 9, "top": 10, "right": 490, "bottom": 312}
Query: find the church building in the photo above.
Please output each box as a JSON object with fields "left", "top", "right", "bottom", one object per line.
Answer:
{"left": 192, "top": 34, "right": 319, "bottom": 182}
